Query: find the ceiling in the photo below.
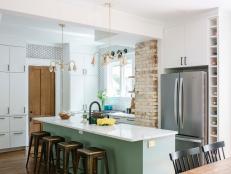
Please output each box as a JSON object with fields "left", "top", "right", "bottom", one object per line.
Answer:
{"left": 0, "top": 11, "right": 151, "bottom": 47}
{"left": 66, "top": 0, "right": 230, "bottom": 20}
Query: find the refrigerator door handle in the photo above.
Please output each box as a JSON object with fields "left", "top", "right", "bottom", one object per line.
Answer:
{"left": 174, "top": 78, "right": 179, "bottom": 126}
{"left": 179, "top": 78, "right": 184, "bottom": 129}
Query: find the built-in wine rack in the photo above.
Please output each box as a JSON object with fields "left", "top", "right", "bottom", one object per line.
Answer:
{"left": 208, "top": 17, "right": 219, "bottom": 143}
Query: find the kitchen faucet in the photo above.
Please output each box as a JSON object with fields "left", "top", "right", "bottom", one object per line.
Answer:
{"left": 89, "top": 101, "right": 101, "bottom": 124}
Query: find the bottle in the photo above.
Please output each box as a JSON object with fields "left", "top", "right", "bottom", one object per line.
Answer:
{"left": 82, "top": 110, "right": 88, "bottom": 124}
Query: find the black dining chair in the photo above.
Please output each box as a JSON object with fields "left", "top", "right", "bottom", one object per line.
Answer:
{"left": 202, "top": 141, "right": 225, "bottom": 164}
{"left": 169, "top": 147, "right": 202, "bottom": 174}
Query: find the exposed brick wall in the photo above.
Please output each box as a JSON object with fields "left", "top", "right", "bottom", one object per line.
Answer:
{"left": 134, "top": 40, "right": 158, "bottom": 127}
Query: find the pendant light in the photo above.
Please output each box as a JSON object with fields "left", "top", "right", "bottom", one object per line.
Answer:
{"left": 49, "top": 24, "right": 77, "bottom": 72}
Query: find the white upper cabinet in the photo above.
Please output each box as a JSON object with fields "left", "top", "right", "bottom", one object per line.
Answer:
{"left": 0, "top": 45, "right": 10, "bottom": 72}
{"left": 0, "top": 73, "right": 10, "bottom": 115}
{"left": 10, "top": 47, "right": 26, "bottom": 73}
{"left": 70, "top": 74, "right": 85, "bottom": 112}
{"left": 185, "top": 19, "right": 207, "bottom": 67}
{"left": 163, "top": 19, "right": 208, "bottom": 68}
{"left": 10, "top": 73, "right": 26, "bottom": 115}
{"left": 163, "top": 26, "right": 185, "bottom": 68}
{"left": 84, "top": 75, "right": 98, "bottom": 109}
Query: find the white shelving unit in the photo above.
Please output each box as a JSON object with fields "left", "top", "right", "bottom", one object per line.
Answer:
{"left": 208, "top": 17, "right": 219, "bottom": 144}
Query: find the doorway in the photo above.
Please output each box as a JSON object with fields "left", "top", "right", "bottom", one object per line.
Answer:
{"left": 29, "top": 66, "right": 55, "bottom": 135}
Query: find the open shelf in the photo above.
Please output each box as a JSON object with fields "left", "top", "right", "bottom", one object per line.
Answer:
{"left": 208, "top": 17, "right": 219, "bottom": 144}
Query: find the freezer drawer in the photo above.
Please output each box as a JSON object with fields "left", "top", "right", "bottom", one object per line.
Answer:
{"left": 176, "top": 135, "right": 204, "bottom": 151}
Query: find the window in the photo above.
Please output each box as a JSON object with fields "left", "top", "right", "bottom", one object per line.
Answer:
{"left": 107, "top": 58, "right": 133, "bottom": 97}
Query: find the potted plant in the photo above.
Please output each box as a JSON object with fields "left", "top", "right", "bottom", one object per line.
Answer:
{"left": 97, "top": 90, "right": 107, "bottom": 109}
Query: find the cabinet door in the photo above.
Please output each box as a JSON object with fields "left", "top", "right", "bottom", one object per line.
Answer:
{"left": 10, "top": 131, "right": 26, "bottom": 147}
{"left": 84, "top": 75, "right": 98, "bottom": 109}
{"left": 163, "top": 26, "right": 185, "bottom": 68}
{"left": 84, "top": 54, "right": 98, "bottom": 76}
{"left": 185, "top": 20, "right": 207, "bottom": 66}
{"left": 70, "top": 52, "right": 84, "bottom": 75}
{"left": 70, "top": 74, "right": 84, "bottom": 112}
{"left": 10, "top": 116, "right": 26, "bottom": 132}
{"left": 0, "top": 116, "right": 10, "bottom": 132}
{"left": 0, "top": 45, "right": 10, "bottom": 72}
{"left": 0, "top": 73, "right": 10, "bottom": 115}
{"left": 10, "top": 47, "right": 26, "bottom": 72}
{"left": 10, "top": 73, "right": 26, "bottom": 115}
{"left": 0, "top": 133, "right": 10, "bottom": 149}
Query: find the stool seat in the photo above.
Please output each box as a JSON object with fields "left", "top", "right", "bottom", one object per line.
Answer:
{"left": 77, "top": 147, "right": 105, "bottom": 156}
{"left": 42, "top": 136, "right": 65, "bottom": 142}
{"left": 31, "top": 131, "right": 50, "bottom": 137}
{"left": 58, "top": 141, "right": 83, "bottom": 149}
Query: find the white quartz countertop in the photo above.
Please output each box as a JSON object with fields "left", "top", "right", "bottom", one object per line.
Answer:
{"left": 33, "top": 116, "right": 177, "bottom": 142}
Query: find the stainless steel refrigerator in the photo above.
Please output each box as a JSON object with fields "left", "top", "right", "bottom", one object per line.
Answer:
{"left": 161, "top": 71, "right": 208, "bottom": 151}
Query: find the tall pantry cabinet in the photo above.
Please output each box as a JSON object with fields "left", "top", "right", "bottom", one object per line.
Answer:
{"left": 0, "top": 45, "right": 27, "bottom": 150}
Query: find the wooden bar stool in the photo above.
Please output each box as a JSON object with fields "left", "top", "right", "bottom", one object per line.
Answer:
{"left": 37, "top": 136, "right": 65, "bottom": 174}
{"left": 26, "top": 131, "right": 50, "bottom": 171}
{"left": 56, "top": 141, "right": 83, "bottom": 174}
{"left": 76, "top": 147, "right": 109, "bottom": 174}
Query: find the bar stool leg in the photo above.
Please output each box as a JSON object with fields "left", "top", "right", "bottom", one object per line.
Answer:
{"left": 71, "top": 149, "right": 77, "bottom": 174}
{"left": 76, "top": 153, "right": 81, "bottom": 174}
{"left": 104, "top": 153, "right": 109, "bottom": 174}
{"left": 56, "top": 146, "right": 61, "bottom": 173}
{"left": 26, "top": 135, "right": 33, "bottom": 168}
{"left": 63, "top": 150, "right": 70, "bottom": 174}
{"left": 33, "top": 137, "right": 39, "bottom": 172}
{"left": 37, "top": 141, "right": 45, "bottom": 174}
{"left": 87, "top": 156, "right": 94, "bottom": 174}
{"left": 46, "top": 142, "right": 52, "bottom": 174}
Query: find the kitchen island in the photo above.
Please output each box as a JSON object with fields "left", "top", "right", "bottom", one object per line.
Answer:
{"left": 34, "top": 116, "right": 176, "bottom": 174}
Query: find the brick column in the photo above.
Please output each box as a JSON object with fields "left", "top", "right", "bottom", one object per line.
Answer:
{"left": 134, "top": 40, "right": 158, "bottom": 127}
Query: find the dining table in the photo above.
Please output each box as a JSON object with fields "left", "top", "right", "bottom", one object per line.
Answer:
{"left": 182, "top": 158, "right": 231, "bottom": 174}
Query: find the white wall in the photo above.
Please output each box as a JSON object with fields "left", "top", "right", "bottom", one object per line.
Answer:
{"left": 0, "top": 0, "right": 163, "bottom": 38}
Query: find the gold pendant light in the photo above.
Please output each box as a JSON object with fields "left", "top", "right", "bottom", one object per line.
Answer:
{"left": 49, "top": 24, "right": 77, "bottom": 72}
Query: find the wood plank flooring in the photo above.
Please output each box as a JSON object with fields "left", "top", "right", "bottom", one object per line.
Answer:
{"left": 0, "top": 150, "right": 55, "bottom": 174}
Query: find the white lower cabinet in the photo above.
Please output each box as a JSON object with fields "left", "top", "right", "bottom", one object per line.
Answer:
{"left": 10, "top": 116, "right": 26, "bottom": 132}
{"left": 0, "top": 116, "right": 10, "bottom": 132}
{"left": 10, "top": 131, "right": 26, "bottom": 148}
{"left": 0, "top": 133, "right": 10, "bottom": 149}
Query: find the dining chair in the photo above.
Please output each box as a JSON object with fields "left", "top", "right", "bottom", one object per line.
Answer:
{"left": 169, "top": 147, "right": 202, "bottom": 174}
{"left": 202, "top": 141, "right": 225, "bottom": 164}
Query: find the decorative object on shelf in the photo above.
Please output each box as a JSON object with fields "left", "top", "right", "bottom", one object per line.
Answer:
{"left": 49, "top": 24, "right": 77, "bottom": 72}
{"left": 97, "top": 90, "right": 107, "bottom": 109}
{"left": 97, "top": 118, "right": 116, "bottom": 126}
{"left": 101, "top": 0, "right": 128, "bottom": 66}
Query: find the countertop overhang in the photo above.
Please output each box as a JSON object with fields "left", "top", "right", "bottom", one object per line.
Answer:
{"left": 33, "top": 116, "right": 177, "bottom": 142}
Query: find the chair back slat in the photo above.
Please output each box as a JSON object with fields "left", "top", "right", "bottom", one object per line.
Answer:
{"left": 169, "top": 147, "right": 202, "bottom": 174}
{"left": 202, "top": 141, "right": 225, "bottom": 164}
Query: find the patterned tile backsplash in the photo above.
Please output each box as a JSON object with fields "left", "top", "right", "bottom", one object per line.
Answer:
{"left": 26, "top": 44, "right": 62, "bottom": 60}
{"left": 105, "top": 97, "right": 131, "bottom": 111}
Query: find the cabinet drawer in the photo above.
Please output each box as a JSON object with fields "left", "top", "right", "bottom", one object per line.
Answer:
{"left": 10, "top": 116, "right": 26, "bottom": 132}
{"left": 10, "top": 131, "right": 26, "bottom": 147}
{"left": 0, "top": 116, "right": 10, "bottom": 132}
{"left": 0, "top": 133, "right": 10, "bottom": 149}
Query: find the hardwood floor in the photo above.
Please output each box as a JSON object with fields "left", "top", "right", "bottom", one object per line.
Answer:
{"left": 0, "top": 150, "right": 55, "bottom": 174}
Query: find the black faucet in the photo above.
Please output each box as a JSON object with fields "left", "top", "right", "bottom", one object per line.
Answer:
{"left": 89, "top": 101, "right": 101, "bottom": 124}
